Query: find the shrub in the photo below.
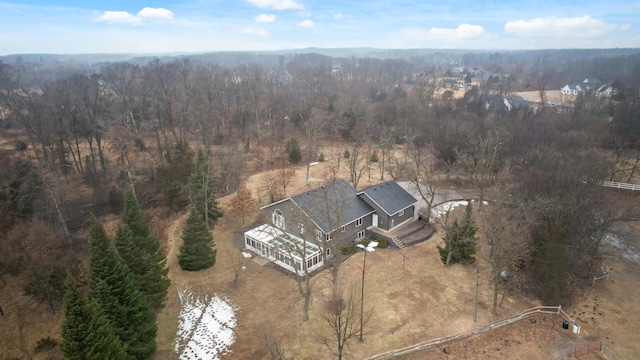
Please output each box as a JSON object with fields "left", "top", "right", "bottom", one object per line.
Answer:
{"left": 14, "top": 140, "right": 27, "bottom": 152}
{"left": 341, "top": 243, "right": 357, "bottom": 255}
{"left": 376, "top": 238, "right": 389, "bottom": 248}
{"left": 343, "top": 149, "right": 350, "bottom": 159}
{"left": 34, "top": 337, "right": 58, "bottom": 353}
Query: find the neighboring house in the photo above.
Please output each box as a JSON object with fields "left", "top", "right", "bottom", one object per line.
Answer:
{"left": 561, "top": 78, "right": 611, "bottom": 97}
{"left": 243, "top": 179, "right": 417, "bottom": 275}
{"left": 596, "top": 85, "right": 614, "bottom": 97}
{"left": 561, "top": 83, "right": 582, "bottom": 96}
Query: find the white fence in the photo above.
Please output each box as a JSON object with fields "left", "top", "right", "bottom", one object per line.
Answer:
{"left": 365, "top": 305, "right": 573, "bottom": 360}
{"left": 599, "top": 181, "right": 640, "bottom": 191}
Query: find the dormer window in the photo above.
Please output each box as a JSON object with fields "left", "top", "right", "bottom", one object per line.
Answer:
{"left": 272, "top": 209, "right": 285, "bottom": 229}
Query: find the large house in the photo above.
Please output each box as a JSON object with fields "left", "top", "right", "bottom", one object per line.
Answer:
{"left": 561, "top": 78, "right": 612, "bottom": 97}
{"left": 243, "top": 179, "right": 417, "bottom": 275}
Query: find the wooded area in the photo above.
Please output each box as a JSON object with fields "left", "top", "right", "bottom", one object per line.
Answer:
{"left": 0, "top": 49, "right": 639, "bottom": 358}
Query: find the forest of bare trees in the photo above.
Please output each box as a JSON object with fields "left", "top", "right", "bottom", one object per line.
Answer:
{"left": 0, "top": 49, "right": 639, "bottom": 357}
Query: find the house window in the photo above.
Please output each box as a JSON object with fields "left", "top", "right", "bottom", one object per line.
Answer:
{"left": 357, "top": 230, "right": 365, "bottom": 239}
{"left": 399, "top": 210, "right": 404, "bottom": 216}
{"left": 326, "top": 248, "right": 332, "bottom": 257}
{"left": 355, "top": 218, "right": 363, "bottom": 227}
{"left": 341, "top": 225, "right": 346, "bottom": 232}
{"left": 272, "top": 209, "right": 285, "bottom": 229}
{"left": 298, "top": 223, "right": 305, "bottom": 235}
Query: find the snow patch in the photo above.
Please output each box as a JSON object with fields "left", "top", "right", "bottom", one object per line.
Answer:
{"left": 430, "top": 200, "right": 469, "bottom": 221}
{"left": 175, "top": 289, "right": 237, "bottom": 360}
{"left": 604, "top": 233, "right": 640, "bottom": 263}
{"left": 241, "top": 251, "right": 252, "bottom": 259}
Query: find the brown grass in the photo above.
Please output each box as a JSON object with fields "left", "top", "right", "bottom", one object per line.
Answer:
{"left": 153, "top": 150, "right": 570, "bottom": 360}
{"left": 514, "top": 90, "right": 569, "bottom": 103}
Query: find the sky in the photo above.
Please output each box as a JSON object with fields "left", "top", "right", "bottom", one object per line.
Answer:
{"left": 0, "top": 0, "right": 638, "bottom": 55}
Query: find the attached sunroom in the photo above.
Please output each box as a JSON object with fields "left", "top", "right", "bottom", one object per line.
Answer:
{"left": 244, "top": 224, "right": 324, "bottom": 275}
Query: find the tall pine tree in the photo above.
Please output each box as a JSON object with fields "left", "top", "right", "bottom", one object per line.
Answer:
{"left": 438, "top": 202, "right": 478, "bottom": 266}
{"left": 61, "top": 276, "right": 127, "bottom": 360}
{"left": 188, "top": 150, "right": 223, "bottom": 227}
{"left": 88, "top": 220, "right": 157, "bottom": 359}
{"left": 116, "top": 191, "right": 170, "bottom": 310}
{"left": 178, "top": 207, "right": 217, "bottom": 271}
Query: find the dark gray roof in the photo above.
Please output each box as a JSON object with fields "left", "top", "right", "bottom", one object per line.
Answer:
{"left": 359, "top": 181, "right": 417, "bottom": 216}
{"left": 290, "top": 179, "right": 374, "bottom": 233}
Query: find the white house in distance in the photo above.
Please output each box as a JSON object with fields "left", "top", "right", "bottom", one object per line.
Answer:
{"left": 561, "top": 78, "right": 613, "bottom": 97}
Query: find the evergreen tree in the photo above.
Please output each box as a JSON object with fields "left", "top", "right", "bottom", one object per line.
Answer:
{"left": 62, "top": 276, "right": 127, "bottom": 360}
{"left": 438, "top": 202, "right": 478, "bottom": 266}
{"left": 188, "top": 150, "right": 223, "bottom": 227}
{"left": 116, "top": 191, "right": 170, "bottom": 310}
{"left": 286, "top": 138, "right": 302, "bottom": 165}
{"left": 370, "top": 151, "right": 379, "bottom": 163}
{"left": 156, "top": 141, "right": 195, "bottom": 209}
{"left": 178, "top": 208, "right": 217, "bottom": 271}
{"left": 88, "top": 220, "right": 157, "bottom": 359}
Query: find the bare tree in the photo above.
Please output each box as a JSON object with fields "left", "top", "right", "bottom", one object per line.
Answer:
{"left": 278, "top": 153, "right": 294, "bottom": 198}
{"left": 263, "top": 336, "right": 290, "bottom": 360}
{"left": 482, "top": 177, "right": 531, "bottom": 316}
{"left": 461, "top": 131, "right": 504, "bottom": 211}
{"left": 302, "top": 182, "right": 357, "bottom": 288}
{"left": 403, "top": 146, "right": 438, "bottom": 221}
{"left": 319, "top": 283, "right": 371, "bottom": 360}
{"left": 428, "top": 117, "right": 477, "bottom": 174}
{"left": 260, "top": 174, "right": 281, "bottom": 204}
{"left": 266, "top": 212, "right": 317, "bottom": 322}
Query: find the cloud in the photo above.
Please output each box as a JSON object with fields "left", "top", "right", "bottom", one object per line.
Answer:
{"left": 94, "top": 11, "right": 141, "bottom": 25}
{"left": 241, "top": 27, "right": 271, "bottom": 37}
{"left": 333, "top": 12, "right": 343, "bottom": 20}
{"left": 138, "top": 7, "right": 174, "bottom": 20}
{"left": 504, "top": 16, "right": 617, "bottom": 38}
{"left": 254, "top": 14, "right": 276, "bottom": 23}
{"left": 402, "top": 24, "right": 486, "bottom": 42}
{"left": 297, "top": 19, "right": 314, "bottom": 28}
{"left": 245, "top": 0, "right": 303, "bottom": 10}
{"left": 427, "top": 24, "right": 486, "bottom": 40}
{"left": 94, "top": 7, "right": 174, "bottom": 25}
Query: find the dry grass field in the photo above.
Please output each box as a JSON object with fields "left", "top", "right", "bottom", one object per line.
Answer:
{"left": 514, "top": 90, "right": 570, "bottom": 103}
